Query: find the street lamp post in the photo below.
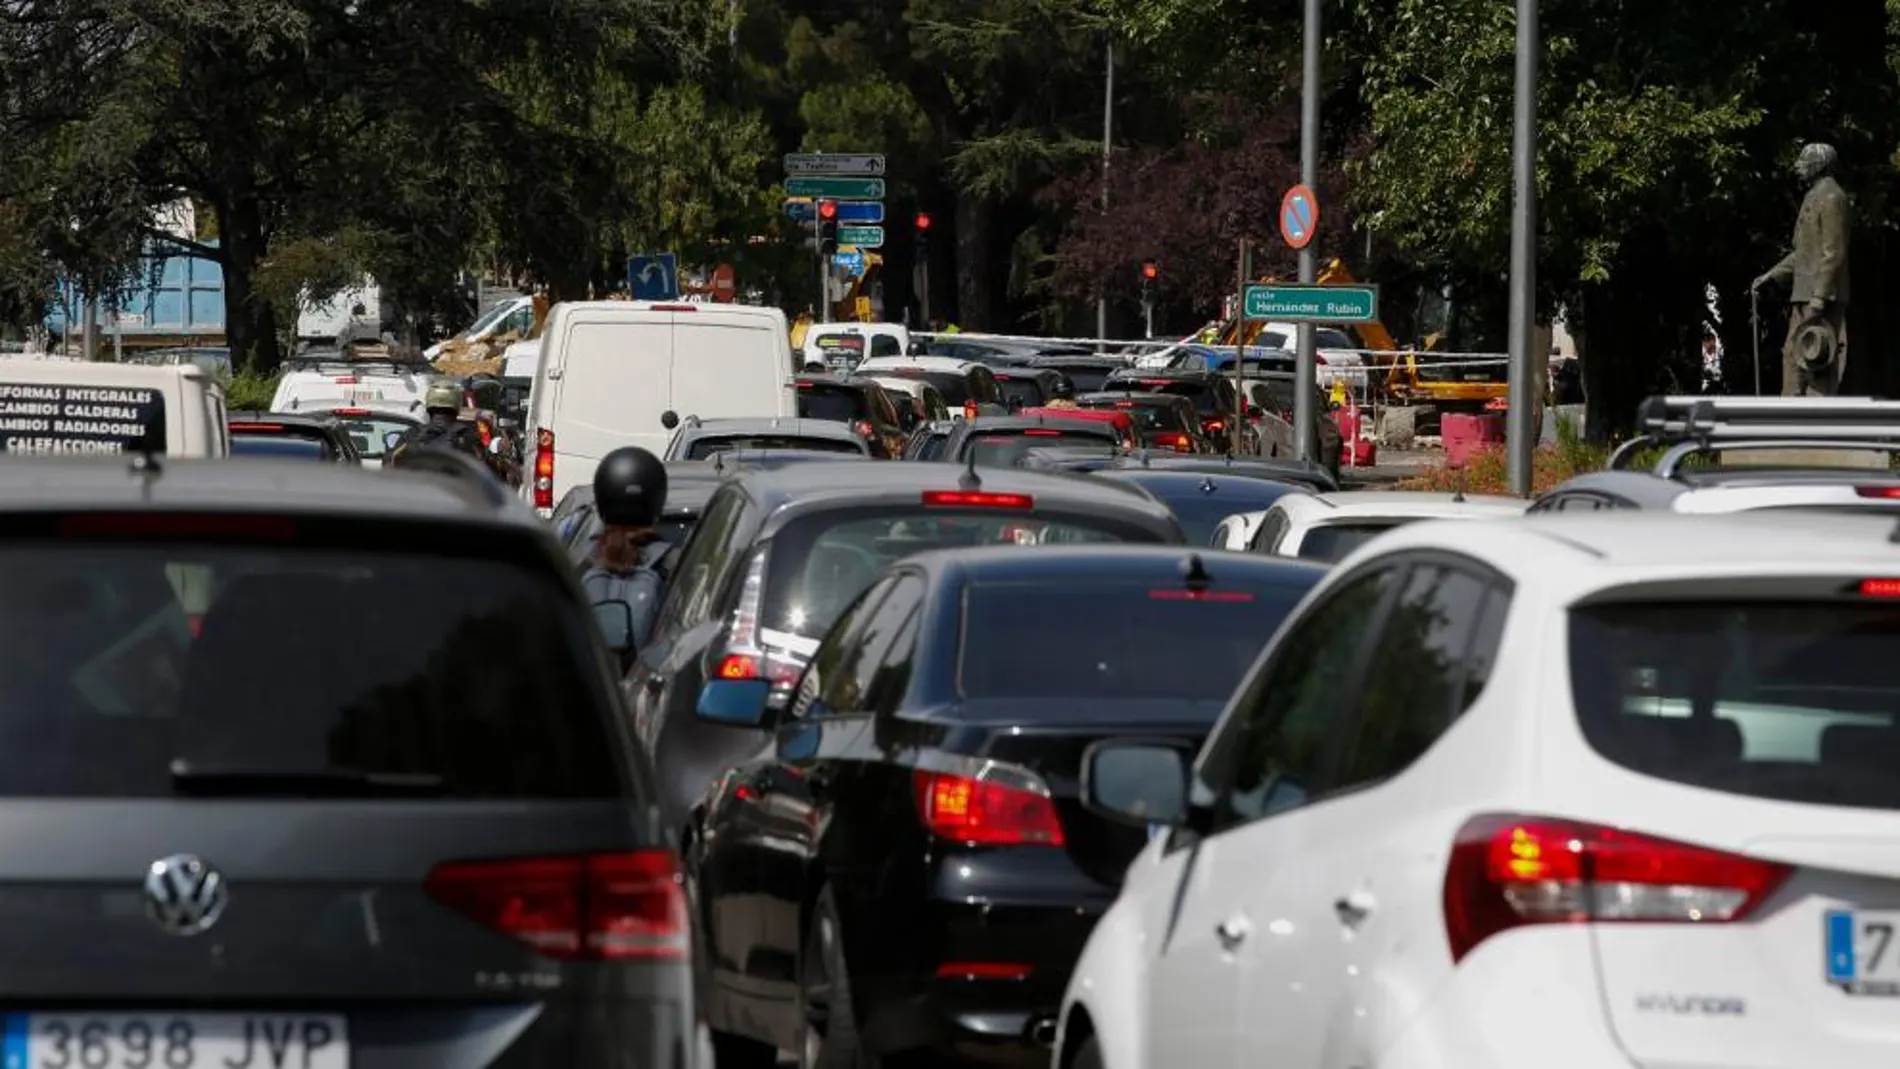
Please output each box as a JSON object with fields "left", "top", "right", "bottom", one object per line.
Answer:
{"left": 1505, "top": 0, "right": 1540, "bottom": 496}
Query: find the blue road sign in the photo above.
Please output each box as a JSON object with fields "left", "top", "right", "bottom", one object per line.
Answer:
{"left": 628, "top": 253, "right": 679, "bottom": 300}
{"left": 833, "top": 249, "right": 866, "bottom": 276}
{"left": 783, "top": 199, "right": 884, "bottom": 224}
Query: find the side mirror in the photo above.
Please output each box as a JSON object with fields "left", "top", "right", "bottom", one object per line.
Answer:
{"left": 1080, "top": 740, "right": 1190, "bottom": 830}
{"left": 593, "top": 599, "right": 635, "bottom": 654}
{"left": 383, "top": 430, "right": 405, "bottom": 452}
{"left": 696, "top": 679, "right": 772, "bottom": 727}
{"left": 660, "top": 410, "right": 680, "bottom": 430}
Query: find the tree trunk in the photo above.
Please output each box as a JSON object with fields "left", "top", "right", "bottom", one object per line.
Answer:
{"left": 954, "top": 195, "right": 995, "bottom": 330}
{"left": 1575, "top": 232, "right": 1705, "bottom": 439}
{"left": 217, "top": 194, "right": 281, "bottom": 374}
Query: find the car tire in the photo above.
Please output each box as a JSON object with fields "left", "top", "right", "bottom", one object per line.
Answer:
{"left": 799, "top": 885, "right": 881, "bottom": 1069}
{"left": 1070, "top": 1035, "right": 1105, "bottom": 1069}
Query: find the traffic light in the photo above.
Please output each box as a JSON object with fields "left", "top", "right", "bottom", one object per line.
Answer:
{"left": 817, "top": 200, "right": 838, "bottom": 256}
{"left": 1139, "top": 260, "right": 1159, "bottom": 339}
{"left": 1140, "top": 259, "right": 1159, "bottom": 284}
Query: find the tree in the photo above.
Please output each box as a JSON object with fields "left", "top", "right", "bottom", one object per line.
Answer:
{"left": 2, "top": 0, "right": 716, "bottom": 369}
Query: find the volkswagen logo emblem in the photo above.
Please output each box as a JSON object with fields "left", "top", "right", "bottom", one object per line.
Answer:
{"left": 142, "top": 854, "right": 229, "bottom": 936}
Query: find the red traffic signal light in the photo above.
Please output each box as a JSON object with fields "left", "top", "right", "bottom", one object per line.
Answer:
{"left": 915, "top": 212, "right": 932, "bottom": 231}
{"left": 817, "top": 200, "right": 838, "bottom": 221}
{"left": 1141, "top": 260, "right": 1159, "bottom": 281}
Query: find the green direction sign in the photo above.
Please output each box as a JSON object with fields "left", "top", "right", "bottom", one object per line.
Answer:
{"left": 786, "top": 176, "right": 886, "bottom": 199}
{"left": 838, "top": 225, "right": 885, "bottom": 248}
{"left": 1242, "top": 283, "right": 1379, "bottom": 324}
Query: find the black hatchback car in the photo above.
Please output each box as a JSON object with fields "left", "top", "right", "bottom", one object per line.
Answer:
{"left": 687, "top": 546, "right": 1325, "bottom": 1068}
{"left": 939, "top": 415, "right": 1124, "bottom": 468}
{"left": 618, "top": 462, "right": 1187, "bottom": 832}
{"left": 0, "top": 455, "right": 692, "bottom": 1069}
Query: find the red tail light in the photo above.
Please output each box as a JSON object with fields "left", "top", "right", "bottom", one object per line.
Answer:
{"left": 230, "top": 422, "right": 285, "bottom": 432}
{"left": 1442, "top": 814, "right": 1789, "bottom": 964}
{"left": 1153, "top": 431, "right": 1192, "bottom": 452}
{"left": 913, "top": 769, "right": 1064, "bottom": 847}
{"left": 533, "top": 428, "right": 555, "bottom": 510}
{"left": 964, "top": 401, "right": 979, "bottom": 419}
{"left": 1858, "top": 578, "right": 1900, "bottom": 598}
{"left": 1150, "top": 589, "right": 1254, "bottom": 602}
{"left": 1204, "top": 419, "right": 1226, "bottom": 433}
{"left": 936, "top": 961, "right": 1033, "bottom": 981}
{"left": 922, "top": 490, "right": 1034, "bottom": 509}
{"left": 649, "top": 304, "right": 697, "bottom": 313}
{"left": 331, "top": 407, "right": 372, "bottom": 417}
{"left": 1023, "top": 428, "right": 1063, "bottom": 437}
{"left": 1854, "top": 486, "right": 1900, "bottom": 499}
{"left": 853, "top": 419, "right": 876, "bottom": 439}
{"left": 331, "top": 376, "right": 359, "bottom": 385}
{"left": 426, "top": 851, "right": 686, "bottom": 960}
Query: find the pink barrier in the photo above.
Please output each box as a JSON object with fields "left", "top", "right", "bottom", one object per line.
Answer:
{"left": 1442, "top": 413, "right": 1505, "bottom": 468}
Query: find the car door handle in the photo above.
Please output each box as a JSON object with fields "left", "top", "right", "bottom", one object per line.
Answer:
{"left": 1214, "top": 914, "right": 1251, "bottom": 952}
{"left": 1334, "top": 890, "right": 1376, "bottom": 927}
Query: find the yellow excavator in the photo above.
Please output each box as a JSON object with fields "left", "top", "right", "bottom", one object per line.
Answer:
{"left": 1214, "top": 258, "right": 1504, "bottom": 412}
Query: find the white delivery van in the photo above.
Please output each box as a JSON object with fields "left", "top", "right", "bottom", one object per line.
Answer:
{"left": 269, "top": 349, "right": 437, "bottom": 419}
{"left": 0, "top": 361, "right": 228, "bottom": 458}
{"left": 522, "top": 301, "right": 796, "bottom": 515}
{"left": 801, "top": 322, "right": 911, "bottom": 370}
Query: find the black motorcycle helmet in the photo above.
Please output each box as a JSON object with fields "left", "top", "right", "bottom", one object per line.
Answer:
{"left": 593, "top": 446, "right": 667, "bottom": 528}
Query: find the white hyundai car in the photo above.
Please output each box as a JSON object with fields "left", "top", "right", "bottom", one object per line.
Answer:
{"left": 1057, "top": 509, "right": 1900, "bottom": 1069}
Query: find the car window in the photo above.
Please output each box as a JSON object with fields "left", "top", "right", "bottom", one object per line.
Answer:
{"left": 230, "top": 435, "right": 332, "bottom": 460}
{"left": 1197, "top": 567, "right": 1399, "bottom": 834}
{"left": 798, "top": 578, "right": 893, "bottom": 718}
{"left": 332, "top": 415, "right": 413, "bottom": 460}
{"left": 829, "top": 575, "right": 923, "bottom": 714}
{"left": 796, "top": 382, "right": 871, "bottom": 423}
{"left": 1570, "top": 598, "right": 1900, "bottom": 810}
{"left": 1137, "top": 484, "right": 1298, "bottom": 547}
{"left": 687, "top": 436, "right": 863, "bottom": 460}
{"left": 995, "top": 377, "right": 1046, "bottom": 409}
{"left": 1252, "top": 508, "right": 1291, "bottom": 554}
{"left": 869, "top": 335, "right": 901, "bottom": 359}
{"left": 0, "top": 540, "right": 622, "bottom": 798}
{"left": 761, "top": 507, "right": 1142, "bottom": 644}
{"left": 867, "top": 598, "right": 922, "bottom": 716}
{"left": 965, "top": 430, "right": 1116, "bottom": 467}
{"left": 656, "top": 487, "right": 744, "bottom": 633}
{"left": 1296, "top": 520, "right": 1410, "bottom": 562}
{"left": 1335, "top": 565, "right": 1506, "bottom": 789}
{"left": 959, "top": 576, "right": 1319, "bottom": 704}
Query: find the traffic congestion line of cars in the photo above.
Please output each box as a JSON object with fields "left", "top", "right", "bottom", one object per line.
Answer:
{"left": 10, "top": 306, "right": 1900, "bottom": 1069}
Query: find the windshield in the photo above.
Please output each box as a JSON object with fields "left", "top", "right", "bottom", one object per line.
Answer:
{"left": 959, "top": 578, "right": 1315, "bottom": 702}
{"left": 688, "top": 435, "right": 863, "bottom": 460}
{"left": 761, "top": 507, "right": 1148, "bottom": 641}
{"left": 1296, "top": 520, "right": 1409, "bottom": 562}
{"left": 0, "top": 540, "right": 619, "bottom": 797}
{"left": 796, "top": 384, "right": 872, "bottom": 423}
{"left": 332, "top": 415, "right": 414, "bottom": 459}
{"left": 464, "top": 301, "right": 517, "bottom": 337}
{"left": 967, "top": 431, "right": 1114, "bottom": 467}
{"left": 230, "top": 435, "right": 331, "bottom": 460}
{"left": 1570, "top": 600, "right": 1900, "bottom": 810}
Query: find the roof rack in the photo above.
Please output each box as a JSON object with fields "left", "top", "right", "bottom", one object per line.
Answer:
{"left": 1608, "top": 395, "right": 1900, "bottom": 470}
{"left": 385, "top": 448, "right": 512, "bottom": 509}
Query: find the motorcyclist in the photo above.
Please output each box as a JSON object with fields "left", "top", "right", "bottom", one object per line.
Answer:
{"left": 581, "top": 446, "right": 670, "bottom": 653}
{"left": 389, "top": 383, "right": 483, "bottom": 465}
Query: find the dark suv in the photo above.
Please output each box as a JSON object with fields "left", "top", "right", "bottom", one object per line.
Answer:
{"left": 0, "top": 454, "right": 693, "bottom": 1069}
{"left": 1100, "top": 368, "right": 1261, "bottom": 454}
{"left": 793, "top": 375, "right": 907, "bottom": 457}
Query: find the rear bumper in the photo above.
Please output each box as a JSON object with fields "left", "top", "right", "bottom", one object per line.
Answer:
{"left": 853, "top": 857, "right": 1113, "bottom": 1067}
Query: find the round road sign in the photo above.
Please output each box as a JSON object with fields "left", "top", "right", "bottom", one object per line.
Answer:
{"left": 1280, "top": 184, "right": 1319, "bottom": 250}
{"left": 711, "top": 263, "right": 737, "bottom": 302}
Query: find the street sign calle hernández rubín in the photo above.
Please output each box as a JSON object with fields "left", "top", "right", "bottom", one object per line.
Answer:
{"left": 1243, "top": 283, "right": 1378, "bottom": 324}
{"left": 786, "top": 177, "right": 886, "bottom": 200}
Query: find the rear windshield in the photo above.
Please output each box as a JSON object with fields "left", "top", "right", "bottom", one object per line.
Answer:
{"left": 1137, "top": 486, "right": 1294, "bottom": 547}
{"left": 1570, "top": 600, "right": 1900, "bottom": 810}
{"left": 0, "top": 383, "right": 167, "bottom": 456}
{"left": 911, "top": 431, "right": 951, "bottom": 461}
{"left": 959, "top": 578, "right": 1315, "bottom": 701}
{"left": 332, "top": 416, "right": 414, "bottom": 459}
{"left": 1297, "top": 521, "right": 1408, "bottom": 562}
{"left": 231, "top": 435, "right": 331, "bottom": 460}
{"left": 688, "top": 435, "right": 863, "bottom": 460}
{"left": 762, "top": 507, "right": 1147, "bottom": 641}
{"left": 797, "top": 383, "right": 871, "bottom": 423}
{"left": 1056, "top": 367, "right": 1114, "bottom": 393}
{"left": 967, "top": 430, "right": 1114, "bottom": 468}
{"left": 1083, "top": 399, "right": 1189, "bottom": 432}
{"left": 995, "top": 377, "right": 1047, "bottom": 408}
{"left": 878, "top": 370, "right": 971, "bottom": 406}
{"left": 0, "top": 540, "right": 621, "bottom": 798}
{"left": 812, "top": 333, "right": 866, "bottom": 370}
{"left": 1251, "top": 380, "right": 1297, "bottom": 415}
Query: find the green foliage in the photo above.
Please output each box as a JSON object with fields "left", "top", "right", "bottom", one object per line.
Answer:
{"left": 220, "top": 369, "right": 281, "bottom": 412}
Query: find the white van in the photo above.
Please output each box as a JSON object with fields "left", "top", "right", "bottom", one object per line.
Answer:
{"left": 523, "top": 301, "right": 796, "bottom": 515}
{"left": 0, "top": 361, "right": 228, "bottom": 458}
{"left": 801, "top": 322, "right": 911, "bottom": 370}
{"left": 269, "top": 349, "right": 437, "bottom": 419}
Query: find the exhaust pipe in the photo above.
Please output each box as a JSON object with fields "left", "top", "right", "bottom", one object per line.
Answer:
{"left": 1027, "top": 1017, "right": 1058, "bottom": 1047}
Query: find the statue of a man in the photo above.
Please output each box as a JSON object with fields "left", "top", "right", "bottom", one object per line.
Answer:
{"left": 1752, "top": 142, "right": 1851, "bottom": 395}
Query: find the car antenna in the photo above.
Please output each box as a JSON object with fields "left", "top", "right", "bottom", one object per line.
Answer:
{"left": 959, "top": 447, "right": 982, "bottom": 491}
{"left": 1181, "top": 552, "right": 1212, "bottom": 593}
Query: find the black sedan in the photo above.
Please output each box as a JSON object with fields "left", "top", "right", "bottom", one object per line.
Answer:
{"left": 687, "top": 546, "right": 1325, "bottom": 1069}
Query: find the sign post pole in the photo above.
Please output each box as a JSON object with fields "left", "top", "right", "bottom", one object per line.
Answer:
{"left": 1294, "top": 0, "right": 1322, "bottom": 463}
{"left": 1505, "top": 0, "right": 1540, "bottom": 497}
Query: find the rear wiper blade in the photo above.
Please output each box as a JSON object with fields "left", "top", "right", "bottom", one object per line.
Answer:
{"left": 169, "top": 760, "right": 447, "bottom": 797}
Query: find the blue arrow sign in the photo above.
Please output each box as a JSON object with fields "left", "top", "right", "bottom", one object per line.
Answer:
{"left": 627, "top": 253, "right": 679, "bottom": 300}
{"left": 784, "top": 199, "right": 884, "bottom": 224}
{"left": 833, "top": 249, "right": 866, "bottom": 276}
